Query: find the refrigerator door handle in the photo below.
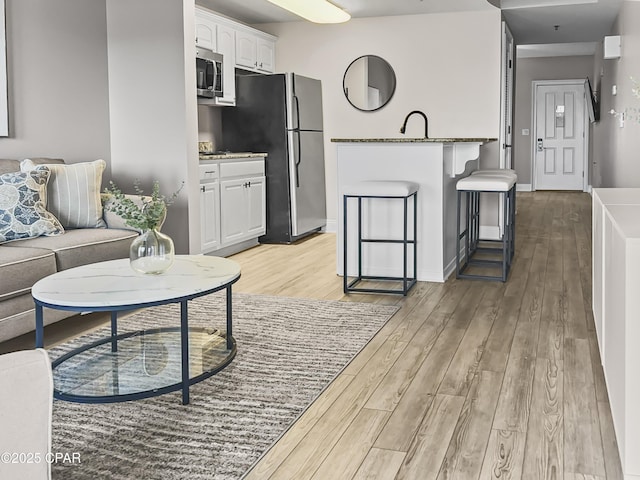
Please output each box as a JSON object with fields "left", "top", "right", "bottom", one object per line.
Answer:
{"left": 294, "top": 130, "right": 302, "bottom": 188}
{"left": 293, "top": 95, "right": 301, "bottom": 130}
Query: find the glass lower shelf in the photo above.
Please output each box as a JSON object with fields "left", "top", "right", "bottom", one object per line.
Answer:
{"left": 52, "top": 327, "right": 236, "bottom": 403}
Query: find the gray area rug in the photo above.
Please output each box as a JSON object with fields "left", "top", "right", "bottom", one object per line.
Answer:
{"left": 48, "top": 293, "right": 398, "bottom": 480}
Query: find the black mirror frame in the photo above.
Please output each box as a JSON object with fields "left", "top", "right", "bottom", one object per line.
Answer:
{"left": 343, "top": 55, "right": 396, "bottom": 112}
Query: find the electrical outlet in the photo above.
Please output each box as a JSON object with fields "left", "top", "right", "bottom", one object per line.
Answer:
{"left": 612, "top": 85, "right": 617, "bottom": 95}
{"left": 619, "top": 112, "right": 625, "bottom": 128}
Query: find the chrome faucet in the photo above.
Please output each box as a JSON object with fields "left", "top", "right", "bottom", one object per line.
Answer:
{"left": 400, "top": 110, "right": 429, "bottom": 138}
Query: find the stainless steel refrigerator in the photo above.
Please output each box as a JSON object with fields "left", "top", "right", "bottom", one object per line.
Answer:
{"left": 222, "top": 73, "right": 326, "bottom": 244}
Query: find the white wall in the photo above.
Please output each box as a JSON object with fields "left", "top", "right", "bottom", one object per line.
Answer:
{"left": 106, "top": 0, "right": 200, "bottom": 253}
{"left": 0, "top": 0, "right": 111, "bottom": 164}
{"left": 593, "top": 0, "right": 640, "bottom": 188}
{"left": 259, "top": 10, "right": 503, "bottom": 224}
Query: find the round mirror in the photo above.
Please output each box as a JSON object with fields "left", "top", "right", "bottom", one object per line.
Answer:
{"left": 343, "top": 55, "right": 396, "bottom": 112}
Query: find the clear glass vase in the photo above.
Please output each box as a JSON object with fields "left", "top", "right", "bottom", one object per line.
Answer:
{"left": 129, "top": 228, "right": 175, "bottom": 275}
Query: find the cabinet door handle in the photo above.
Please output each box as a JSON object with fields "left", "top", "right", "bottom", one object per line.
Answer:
{"left": 201, "top": 185, "right": 205, "bottom": 192}
{"left": 259, "top": 63, "right": 263, "bottom": 68}
{"left": 247, "top": 181, "right": 251, "bottom": 188}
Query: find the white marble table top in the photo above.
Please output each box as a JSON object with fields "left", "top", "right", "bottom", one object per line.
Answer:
{"left": 32, "top": 255, "right": 241, "bottom": 309}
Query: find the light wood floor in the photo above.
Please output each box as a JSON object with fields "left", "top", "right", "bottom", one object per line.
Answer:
{"left": 0, "top": 191, "right": 623, "bottom": 479}
{"left": 232, "top": 191, "right": 623, "bottom": 480}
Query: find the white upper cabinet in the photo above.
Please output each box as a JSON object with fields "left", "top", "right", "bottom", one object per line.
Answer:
{"left": 235, "top": 29, "right": 276, "bottom": 73}
{"left": 195, "top": 13, "right": 216, "bottom": 50}
{"left": 235, "top": 30, "right": 258, "bottom": 71}
{"left": 256, "top": 38, "right": 275, "bottom": 73}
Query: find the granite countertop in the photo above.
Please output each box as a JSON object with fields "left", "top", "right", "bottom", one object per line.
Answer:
{"left": 330, "top": 138, "right": 498, "bottom": 143}
{"left": 199, "top": 152, "right": 268, "bottom": 161}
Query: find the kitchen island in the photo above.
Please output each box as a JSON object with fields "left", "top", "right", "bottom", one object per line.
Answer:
{"left": 333, "top": 137, "right": 497, "bottom": 283}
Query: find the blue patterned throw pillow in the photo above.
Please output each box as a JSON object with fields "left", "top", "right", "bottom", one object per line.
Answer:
{"left": 0, "top": 169, "right": 65, "bottom": 243}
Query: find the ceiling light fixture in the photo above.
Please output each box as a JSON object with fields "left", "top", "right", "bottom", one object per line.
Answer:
{"left": 266, "top": 0, "right": 351, "bottom": 24}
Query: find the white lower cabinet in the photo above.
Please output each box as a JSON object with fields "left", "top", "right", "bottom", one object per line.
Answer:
{"left": 200, "top": 182, "right": 220, "bottom": 253}
{"left": 220, "top": 176, "right": 266, "bottom": 245}
{"left": 246, "top": 176, "right": 266, "bottom": 236}
{"left": 200, "top": 157, "right": 266, "bottom": 255}
{"left": 592, "top": 188, "right": 640, "bottom": 480}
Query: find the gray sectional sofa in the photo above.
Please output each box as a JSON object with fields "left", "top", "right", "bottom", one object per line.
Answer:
{"left": 0, "top": 158, "right": 138, "bottom": 343}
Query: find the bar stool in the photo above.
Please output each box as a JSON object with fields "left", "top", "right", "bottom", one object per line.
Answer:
{"left": 456, "top": 173, "right": 517, "bottom": 282}
{"left": 470, "top": 169, "right": 517, "bottom": 261}
{"left": 343, "top": 180, "right": 418, "bottom": 295}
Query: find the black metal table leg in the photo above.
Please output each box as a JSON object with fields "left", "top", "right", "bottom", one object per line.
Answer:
{"left": 35, "top": 304, "right": 44, "bottom": 348}
{"left": 226, "top": 285, "right": 233, "bottom": 350}
{"left": 110, "top": 311, "right": 118, "bottom": 353}
{"left": 180, "top": 300, "right": 190, "bottom": 405}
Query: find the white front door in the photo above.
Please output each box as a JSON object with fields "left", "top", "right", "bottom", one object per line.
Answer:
{"left": 534, "top": 82, "right": 586, "bottom": 190}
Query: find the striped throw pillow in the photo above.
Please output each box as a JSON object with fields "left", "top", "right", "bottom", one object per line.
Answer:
{"left": 21, "top": 159, "right": 107, "bottom": 229}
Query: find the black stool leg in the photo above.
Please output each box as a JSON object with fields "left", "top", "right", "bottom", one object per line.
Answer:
{"left": 357, "top": 197, "right": 363, "bottom": 281}
{"left": 343, "top": 194, "right": 348, "bottom": 293}
{"left": 413, "top": 191, "right": 418, "bottom": 286}
{"left": 502, "top": 190, "right": 508, "bottom": 281}
{"left": 403, "top": 195, "right": 408, "bottom": 295}
{"left": 456, "top": 189, "right": 462, "bottom": 277}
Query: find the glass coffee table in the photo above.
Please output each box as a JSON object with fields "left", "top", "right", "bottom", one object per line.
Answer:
{"left": 32, "top": 255, "right": 241, "bottom": 405}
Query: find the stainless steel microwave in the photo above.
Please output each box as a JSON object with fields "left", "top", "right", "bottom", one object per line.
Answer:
{"left": 196, "top": 47, "right": 223, "bottom": 98}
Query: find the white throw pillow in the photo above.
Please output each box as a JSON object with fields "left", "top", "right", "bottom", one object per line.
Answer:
{"left": 21, "top": 159, "right": 107, "bottom": 229}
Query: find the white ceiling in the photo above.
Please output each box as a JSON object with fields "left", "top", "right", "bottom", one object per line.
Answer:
{"left": 196, "top": 0, "right": 622, "bottom": 53}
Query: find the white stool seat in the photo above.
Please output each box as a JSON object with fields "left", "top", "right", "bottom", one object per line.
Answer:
{"left": 456, "top": 174, "right": 516, "bottom": 192}
{"left": 471, "top": 168, "right": 516, "bottom": 175}
{"left": 471, "top": 169, "right": 517, "bottom": 182}
{"left": 343, "top": 180, "right": 419, "bottom": 197}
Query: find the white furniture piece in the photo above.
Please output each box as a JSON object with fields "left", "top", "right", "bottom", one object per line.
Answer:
{"left": 195, "top": 6, "right": 277, "bottom": 107}
{"left": 199, "top": 154, "right": 266, "bottom": 256}
{"left": 0, "top": 349, "right": 53, "bottom": 480}
{"left": 333, "top": 138, "right": 497, "bottom": 282}
{"left": 592, "top": 188, "right": 640, "bottom": 479}
{"left": 455, "top": 173, "right": 516, "bottom": 282}
{"left": 32, "top": 256, "right": 241, "bottom": 405}
{"left": 343, "top": 180, "right": 419, "bottom": 295}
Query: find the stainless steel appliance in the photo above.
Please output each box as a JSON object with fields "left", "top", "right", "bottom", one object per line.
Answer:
{"left": 196, "top": 47, "right": 223, "bottom": 98}
{"left": 222, "top": 73, "right": 326, "bottom": 244}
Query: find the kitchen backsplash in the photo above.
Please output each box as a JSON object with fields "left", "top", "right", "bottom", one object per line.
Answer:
{"left": 197, "top": 105, "right": 223, "bottom": 152}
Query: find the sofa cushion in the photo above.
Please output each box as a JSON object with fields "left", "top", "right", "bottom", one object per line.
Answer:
{"left": 3, "top": 228, "right": 138, "bottom": 271}
{"left": 0, "top": 160, "right": 20, "bottom": 175}
{"left": 21, "top": 159, "right": 107, "bottom": 229}
{"left": 0, "top": 246, "right": 56, "bottom": 302}
{"left": 0, "top": 169, "right": 65, "bottom": 243}
{"left": 0, "top": 158, "right": 64, "bottom": 176}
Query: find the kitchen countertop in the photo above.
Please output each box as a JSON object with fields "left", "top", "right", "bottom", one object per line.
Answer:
{"left": 330, "top": 138, "right": 498, "bottom": 143}
{"left": 199, "top": 152, "right": 268, "bottom": 161}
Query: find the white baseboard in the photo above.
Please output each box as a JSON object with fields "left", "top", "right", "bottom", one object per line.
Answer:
{"left": 324, "top": 219, "right": 337, "bottom": 233}
{"left": 517, "top": 184, "right": 532, "bottom": 192}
